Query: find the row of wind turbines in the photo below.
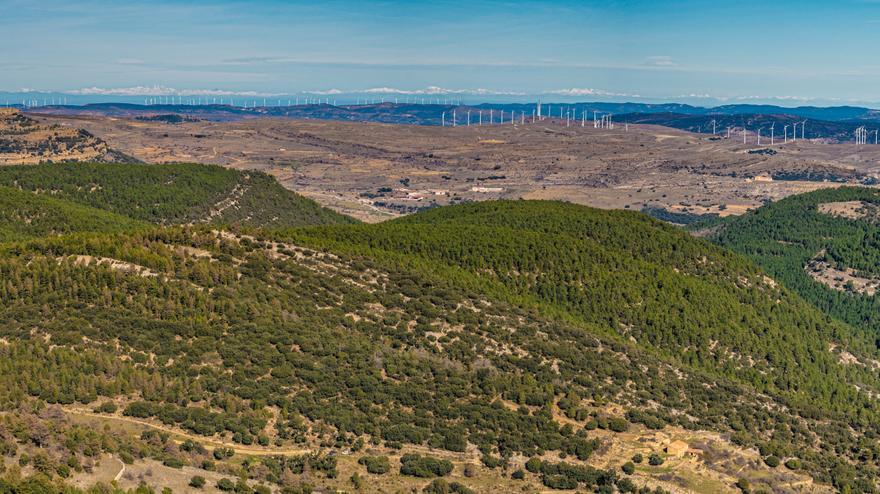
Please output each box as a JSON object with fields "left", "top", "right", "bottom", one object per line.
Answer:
{"left": 439, "top": 104, "right": 628, "bottom": 131}
{"left": 707, "top": 119, "right": 809, "bottom": 145}
{"left": 135, "top": 96, "right": 474, "bottom": 107}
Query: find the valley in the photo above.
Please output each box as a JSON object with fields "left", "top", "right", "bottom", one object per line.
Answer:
{"left": 24, "top": 111, "right": 880, "bottom": 222}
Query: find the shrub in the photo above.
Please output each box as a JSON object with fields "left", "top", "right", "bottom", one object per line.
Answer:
{"left": 784, "top": 458, "right": 801, "bottom": 470}
{"left": 213, "top": 447, "right": 235, "bottom": 460}
{"left": 162, "top": 457, "right": 184, "bottom": 469}
{"left": 217, "top": 478, "right": 235, "bottom": 491}
{"left": 648, "top": 454, "right": 664, "bottom": 466}
{"left": 542, "top": 474, "right": 578, "bottom": 490}
{"left": 423, "top": 479, "right": 475, "bottom": 494}
{"left": 621, "top": 461, "right": 635, "bottom": 475}
{"left": 349, "top": 473, "right": 363, "bottom": 490}
{"left": 189, "top": 476, "right": 206, "bottom": 488}
{"left": 631, "top": 453, "right": 643, "bottom": 464}
{"left": 358, "top": 455, "right": 391, "bottom": 474}
{"left": 511, "top": 469, "right": 525, "bottom": 480}
{"left": 525, "top": 457, "right": 542, "bottom": 473}
{"left": 763, "top": 455, "right": 780, "bottom": 468}
{"left": 95, "top": 402, "right": 118, "bottom": 414}
{"left": 480, "top": 454, "right": 502, "bottom": 468}
{"left": 400, "top": 454, "right": 453, "bottom": 478}
{"left": 608, "top": 417, "right": 629, "bottom": 433}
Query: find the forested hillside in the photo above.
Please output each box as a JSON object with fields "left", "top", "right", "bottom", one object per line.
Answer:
{"left": 0, "top": 162, "right": 353, "bottom": 228}
{"left": 710, "top": 187, "right": 880, "bottom": 341}
{"left": 0, "top": 186, "right": 147, "bottom": 242}
{"left": 0, "top": 197, "right": 878, "bottom": 492}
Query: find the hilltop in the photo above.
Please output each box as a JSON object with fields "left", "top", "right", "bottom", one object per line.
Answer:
{"left": 0, "top": 108, "right": 136, "bottom": 164}
{"left": 0, "top": 197, "right": 876, "bottom": 492}
{"left": 0, "top": 162, "right": 353, "bottom": 231}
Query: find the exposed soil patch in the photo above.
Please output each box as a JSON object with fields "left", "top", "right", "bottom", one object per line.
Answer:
{"left": 817, "top": 200, "right": 880, "bottom": 223}
{"left": 805, "top": 251, "right": 880, "bottom": 295}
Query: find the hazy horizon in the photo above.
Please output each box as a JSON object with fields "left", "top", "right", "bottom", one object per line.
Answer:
{"left": 6, "top": 0, "right": 880, "bottom": 107}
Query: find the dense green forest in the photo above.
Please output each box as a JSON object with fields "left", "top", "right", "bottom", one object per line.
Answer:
{"left": 0, "top": 163, "right": 353, "bottom": 228}
{"left": 710, "top": 186, "right": 880, "bottom": 342}
{"left": 1, "top": 169, "right": 879, "bottom": 491}
{"left": 0, "top": 186, "right": 147, "bottom": 242}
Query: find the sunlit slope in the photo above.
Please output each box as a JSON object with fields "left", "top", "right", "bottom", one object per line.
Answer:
{"left": 0, "top": 162, "right": 354, "bottom": 228}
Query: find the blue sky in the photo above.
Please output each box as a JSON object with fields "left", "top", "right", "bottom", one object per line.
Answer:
{"left": 4, "top": 0, "right": 880, "bottom": 105}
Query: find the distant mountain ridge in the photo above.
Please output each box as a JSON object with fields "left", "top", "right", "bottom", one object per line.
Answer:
{"left": 22, "top": 100, "right": 880, "bottom": 124}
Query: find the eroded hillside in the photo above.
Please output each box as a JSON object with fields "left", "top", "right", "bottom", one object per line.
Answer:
{"left": 0, "top": 108, "right": 136, "bottom": 164}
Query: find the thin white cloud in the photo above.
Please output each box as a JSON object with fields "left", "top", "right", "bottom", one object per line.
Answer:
{"left": 544, "top": 88, "right": 641, "bottom": 98}
{"left": 306, "top": 86, "right": 527, "bottom": 96}
{"left": 645, "top": 56, "right": 676, "bottom": 67}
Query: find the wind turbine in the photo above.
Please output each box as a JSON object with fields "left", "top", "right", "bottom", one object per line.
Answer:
{"left": 770, "top": 123, "right": 775, "bottom": 145}
{"left": 783, "top": 125, "right": 789, "bottom": 143}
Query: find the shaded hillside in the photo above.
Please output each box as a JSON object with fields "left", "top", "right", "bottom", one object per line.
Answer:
{"left": 28, "top": 101, "right": 880, "bottom": 124}
{"left": 710, "top": 187, "right": 880, "bottom": 339}
{"left": 0, "top": 185, "right": 147, "bottom": 242}
{"left": 0, "top": 162, "right": 354, "bottom": 228}
{"left": 618, "top": 112, "right": 876, "bottom": 145}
